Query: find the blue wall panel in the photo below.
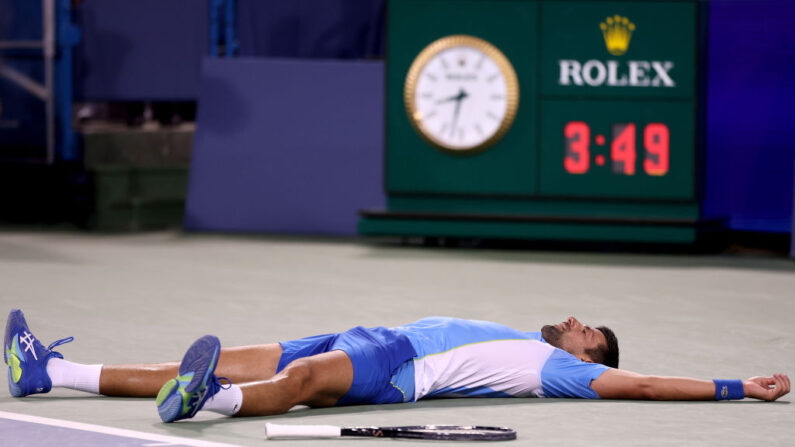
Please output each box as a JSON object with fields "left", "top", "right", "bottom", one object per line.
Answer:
{"left": 184, "top": 58, "right": 385, "bottom": 235}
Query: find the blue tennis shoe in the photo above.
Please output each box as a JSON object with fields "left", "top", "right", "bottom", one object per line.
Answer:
{"left": 156, "top": 334, "right": 229, "bottom": 422}
{"left": 4, "top": 309, "right": 73, "bottom": 397}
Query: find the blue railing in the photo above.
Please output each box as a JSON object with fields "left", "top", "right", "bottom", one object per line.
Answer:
{"left": 210, "top": 0, "right": 237, "bottom": 58}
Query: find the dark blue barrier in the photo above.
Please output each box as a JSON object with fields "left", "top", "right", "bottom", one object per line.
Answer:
{"left": 73, "top": 0, "right": 208, "bottom": 100}
{"left": 703, "top": 0, "right": 795, "bottom": 233}
{"left": 0, "top": 0, "right": 46, "bottom": 156}
{"left": 72, "top": 0, "right": 384, "bottom": 101}
{"left": 236, "top": 0, "right": 384, "bottom": 59}
{"left": 184, "top": 58, "right": 385, "bottom": 235}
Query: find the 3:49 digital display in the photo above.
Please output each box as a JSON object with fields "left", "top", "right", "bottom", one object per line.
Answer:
{"left": 564, "top": 121, "right": 669, "bottom": 176}
{"left": 538, "top": 99, "right": 695, "bottom": 201}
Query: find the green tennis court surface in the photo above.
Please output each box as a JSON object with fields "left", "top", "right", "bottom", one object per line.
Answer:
{"left": 1, "top": 231, "right": 793, "bottom": 445}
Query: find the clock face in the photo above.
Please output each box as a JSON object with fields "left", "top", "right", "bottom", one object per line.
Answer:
{"left": 405, "top": 35, "right": 519, "bottom": 153}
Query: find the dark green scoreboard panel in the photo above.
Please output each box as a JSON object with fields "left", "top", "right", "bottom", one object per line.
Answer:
{"left": 360, "top": 0, "right": 706, "bottom": 243}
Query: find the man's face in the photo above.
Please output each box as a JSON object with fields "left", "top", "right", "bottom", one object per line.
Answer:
{"left": 541, "top": 317, "right": 607, "bottom": 362}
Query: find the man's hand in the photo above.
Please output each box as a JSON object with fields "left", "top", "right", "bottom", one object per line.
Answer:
{"left": 743, "top": 374, "right": 790, "bottom": 401}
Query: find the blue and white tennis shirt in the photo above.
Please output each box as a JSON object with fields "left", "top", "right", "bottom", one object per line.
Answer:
{"left": 388, "top": 317, "right": 610, "bottom": 402}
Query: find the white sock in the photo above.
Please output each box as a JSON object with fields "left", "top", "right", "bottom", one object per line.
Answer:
{"left": 45, "top": 358, "right": 103, "bottom": 394}
{"left": 201, "top": 384, "right": 243, "bottom": 416}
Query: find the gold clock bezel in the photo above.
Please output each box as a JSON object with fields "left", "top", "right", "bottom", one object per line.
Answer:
{"left": 404, "top": 35, "right": 520, "bottom": 155}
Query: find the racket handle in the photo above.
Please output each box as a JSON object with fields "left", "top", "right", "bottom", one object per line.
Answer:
{"left": 265, "top": 423, "right": 342, "bottom": 439}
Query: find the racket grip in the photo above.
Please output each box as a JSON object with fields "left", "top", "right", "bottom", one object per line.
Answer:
{"left": 265, "top": 423, "right": 342, "bottom": 439}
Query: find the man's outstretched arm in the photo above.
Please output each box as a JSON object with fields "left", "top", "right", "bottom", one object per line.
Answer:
{"left": 591, "top": 369, "right": 791, "bottom": 401}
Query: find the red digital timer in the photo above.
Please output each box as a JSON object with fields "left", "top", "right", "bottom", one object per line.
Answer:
{"left": 563, "top": 121, "right": 670, "bottom": 176}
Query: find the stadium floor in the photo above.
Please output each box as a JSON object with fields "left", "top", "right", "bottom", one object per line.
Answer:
{"left": 1, "top": 230, "right": 793, "bottom": 446}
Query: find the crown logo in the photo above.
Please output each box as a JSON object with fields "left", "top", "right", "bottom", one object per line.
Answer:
{"left": 599, "top": 15, "right": 635, "bottom": 56}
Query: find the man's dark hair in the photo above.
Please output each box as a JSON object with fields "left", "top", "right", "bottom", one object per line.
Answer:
{"left": 586, "top": 326, "right": 619, "bottom": 368}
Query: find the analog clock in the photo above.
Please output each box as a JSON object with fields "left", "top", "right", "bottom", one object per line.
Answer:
{"left": 404, "top": 35, "right": 520, "bottom": 154}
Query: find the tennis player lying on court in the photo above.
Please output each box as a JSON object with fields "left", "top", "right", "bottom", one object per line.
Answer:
{"left": 5, "top": 309, "right": 790, "bottom": 423}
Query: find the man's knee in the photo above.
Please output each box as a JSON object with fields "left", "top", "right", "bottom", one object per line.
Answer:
{"left": 281, "top": 359, "right": 313, "bottom": 393}
{"left": 280, "top": 352, "right": 352, "bottom": 407}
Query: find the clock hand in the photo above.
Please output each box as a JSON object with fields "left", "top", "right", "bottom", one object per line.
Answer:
{"left": 451, "top": 101, "right": 461, "bottom": 136}
{"left": 436, "top": 89, "right": 469, "bottom": 105}
{"left": 436, "top": 93, "right": 462, "bottom": 105}
{"left": 449, "top": 89, "right": 469, "bottom": 136}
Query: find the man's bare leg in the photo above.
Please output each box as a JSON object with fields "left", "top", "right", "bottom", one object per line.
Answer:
{"left": 234, "top": 350, "right": 354, "bottom": 416}
{"left": 99, "top": 343, "right": 283, "bottom": 397}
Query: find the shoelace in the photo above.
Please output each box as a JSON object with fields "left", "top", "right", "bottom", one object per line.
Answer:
{"left": 204, "top": 375, "right": 233, "bottom": 404}
{"left": 47, "top": 337, "right": 74, "bottom": 351}
{"left": 211, "top": 375, "right": 233, "bottom": 393}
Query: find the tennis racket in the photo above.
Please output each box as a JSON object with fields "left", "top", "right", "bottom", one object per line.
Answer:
{"left": 265, "top": 423, "right": 516, "bottom": 441}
